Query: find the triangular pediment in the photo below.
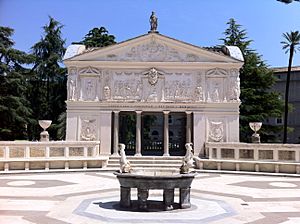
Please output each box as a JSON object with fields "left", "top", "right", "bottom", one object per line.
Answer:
{"left": 65, "top": 33, "right": 241, "bottom": 63}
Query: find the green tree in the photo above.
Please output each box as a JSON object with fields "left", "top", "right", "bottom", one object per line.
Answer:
{"left": 74, "top": 27, "right": 116, "bottom": 48}
{"left": 221, "top": 18, "right": 284, "bottom": 142}
{"left": 281, "top": 31, "right": 300, "bottom": 143}
{"left": 29, "top": 17, "right": 67, "bottom": 140}
{"left": 0, "top": 26, "right": 34, "bottom": 140}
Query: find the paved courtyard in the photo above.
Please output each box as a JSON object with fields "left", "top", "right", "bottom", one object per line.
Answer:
{"left": 1, "top": 171, "right": 300, "bottom": 224}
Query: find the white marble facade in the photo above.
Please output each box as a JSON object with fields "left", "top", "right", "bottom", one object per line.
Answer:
{"left": 63, "top": 32, "right": 243, "bottom": 156}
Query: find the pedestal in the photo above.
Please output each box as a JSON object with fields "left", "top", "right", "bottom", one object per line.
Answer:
{"left": 251, "top": 133, "right": 260, "bottom": 143}
{"left": 137, "top": 188, "right": 149, "bottom": 210}
{"left": 180, "top": 187, "right": 191, "bottom": 209}
{"left": 163, "top": 189, "right": 174, "bottom": 210}
{"left": 120, "top": 187, "right": 131, "bottom": 208}
{"left": 40, "top": 131, "right": 49, "bottom": 142}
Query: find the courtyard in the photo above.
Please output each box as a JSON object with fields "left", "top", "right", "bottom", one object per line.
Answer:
{"left": 1, "top": 171, "right": 300, "bottom": 224}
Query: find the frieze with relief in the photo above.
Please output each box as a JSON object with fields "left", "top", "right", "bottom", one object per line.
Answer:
{"left": 96, "top": 40, "right": 203, "bottom": 62}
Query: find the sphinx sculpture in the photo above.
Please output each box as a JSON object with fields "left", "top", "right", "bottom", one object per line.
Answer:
{"left": 180, "top": 143, "right": 195, "bottom": 174}
{"left": 119, "top": 143, "right": 132, "bottom": 173}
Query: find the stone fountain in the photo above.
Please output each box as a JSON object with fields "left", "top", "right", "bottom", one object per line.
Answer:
{"left": 38, "top": 120, "right": 52, "bottom": 142}
{"left": 114, "top": 143, "right": 196, "bottom": 211}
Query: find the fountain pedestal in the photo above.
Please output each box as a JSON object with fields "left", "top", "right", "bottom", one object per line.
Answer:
{"left": 115, "top": 171, "right": 196, "bottom": 211}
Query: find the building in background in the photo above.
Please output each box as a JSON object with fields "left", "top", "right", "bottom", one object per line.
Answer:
{"left": 267, "top": 66, "right": 300, "bottom": 143}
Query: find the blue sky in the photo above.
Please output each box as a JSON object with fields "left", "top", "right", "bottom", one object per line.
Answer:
{"left": 0, "top": 0, "right": 299, "bottom": 67}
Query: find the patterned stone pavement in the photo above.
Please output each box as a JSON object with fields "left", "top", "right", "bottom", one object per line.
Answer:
{"left": 0, "top": 171, "right": 300, "bottom": 224}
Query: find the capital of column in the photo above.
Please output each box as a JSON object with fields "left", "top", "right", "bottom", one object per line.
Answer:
{"left": 185, "top": 111, "right": 192, "bottom": 115}
{"left": 135, "top": 110, "right": 142, "bottom": 115}
{"left": 163, "top": 110, "right": 170, "bottom": 115}
{"left": 113, "top": 110, "right": 120, "bottom": 114}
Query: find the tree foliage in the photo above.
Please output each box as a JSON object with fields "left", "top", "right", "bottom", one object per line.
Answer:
{"left": 0, "top": 27, "right": 34, "bottom": 140}
{"left": 281, "top": 31, "right": 300, "bottom": 143}
{"left": 29, "top": 17, "right": 67, "bottom": 140}
{"left": 221, "top": 18, "right": 284, "bottom": 142}
{"left": 74, "top": 27, "right": 116, "bottom": 48}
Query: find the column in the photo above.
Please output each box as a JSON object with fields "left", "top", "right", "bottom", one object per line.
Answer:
{"left": 135, "top": 111, "right": 142, "bottom": 156}
{"left": 186, "top": 111, "right": 192, "bottom": 143}
{"left": 113, "top": 111, "right": 120, "bottom": 155}
{"left": 163, "top": 111, "right": 170, "bottom": 156}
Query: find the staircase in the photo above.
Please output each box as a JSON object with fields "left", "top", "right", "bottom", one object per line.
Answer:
{"left": 105, "top": 156, "right": 184, "bottom": 172}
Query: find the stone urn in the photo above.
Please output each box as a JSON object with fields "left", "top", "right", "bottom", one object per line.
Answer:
{"left": 249, "top": 122, "right": 262, "bottom": 143}
{"left": 39, "top": 120, "right": 52, "bottom": 141}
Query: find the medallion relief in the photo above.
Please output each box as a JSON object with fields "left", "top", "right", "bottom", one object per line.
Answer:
{"left": 208, "top": 120, "right": 225, "bottom": 142}
{"left": 80, "top": 118, "right": 97, "bottom": 141}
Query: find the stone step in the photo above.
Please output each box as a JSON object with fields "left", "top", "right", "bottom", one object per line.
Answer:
{"left": 107, "top": 159, "right": 183, "bottom": 164}
{"left": 101, "top": 167, "right": 180, "bottom": 172}
{"left": 107, "top": 156, "right": 185, "bottom": 170}
{"left": 109, "top": 156, "right": 184, "bottom": 160}
{"left": 107, "top": 163, "right": 182, "bottom": 168}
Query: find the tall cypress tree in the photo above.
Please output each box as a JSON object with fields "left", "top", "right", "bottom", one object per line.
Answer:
{"left": 221, "top": 18, "right": 284, "bottom": 142}
{"left": 29, "top": 17, "right": 67, "bottom": 140}
{"left": 0, "top": 26, "right": 34, "bottom": 140}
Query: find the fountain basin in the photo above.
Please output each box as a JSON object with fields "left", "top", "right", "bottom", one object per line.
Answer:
{"left": 114, "top": 171, "right": 196, "bottom": 211}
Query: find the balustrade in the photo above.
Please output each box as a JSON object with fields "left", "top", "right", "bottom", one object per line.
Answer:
{"left": 0, "top": 141, "right": 108, "bottom": 172}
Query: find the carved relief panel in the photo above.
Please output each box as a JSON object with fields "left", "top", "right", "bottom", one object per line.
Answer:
{"left": 205, "top": 68, "right": 228, "bottom": 103}
{"left": 111, "top": 71, "right": 143, "bottom": 101}
{"left": 208, "top": 119, "right": 225, "bottom": 142}
{"left": 164, "top": 72, "right": 195, "bottom": 102}
{"left": 80, "top": 117, "right": 97, "bottom": 141}
{"left": 79, "top": 67, "right": 100, "bottom": 101}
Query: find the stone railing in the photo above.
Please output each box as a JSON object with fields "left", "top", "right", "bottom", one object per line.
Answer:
{"left": 195, "top": 142, "right": 300, "bottom": 174}
{"left": 0, "top": 141, "right": 109, "bottom": 173}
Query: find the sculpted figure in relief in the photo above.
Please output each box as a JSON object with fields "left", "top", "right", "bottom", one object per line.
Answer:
{"left": 195, "top": 86, "right": 204, "bottom": 102}
{"left": 212, "top": 87, "right": 220, "bottom": 102}
{"left": 103, "top": 86, "right": 111, "bottom": 100}
{"left": 68, "top": 78, "right": 76, "bottom": 101}
{"left": 149, "top": 11, "right": 158, "bottom": 32}
{"left": 231, "top": 77, "right": 240, "bottom": 101}
{"left": 86, "top": 80, "right": 94, "bottom": 100}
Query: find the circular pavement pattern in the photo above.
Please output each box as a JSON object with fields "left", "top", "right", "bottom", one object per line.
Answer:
{"left": 7, "top": 180, "right": 36, "bottom": 186}
{"left": 73, "top": 195, "right": 236, "bottom": 223}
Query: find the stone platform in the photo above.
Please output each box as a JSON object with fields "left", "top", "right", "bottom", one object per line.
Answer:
{"left": 1, "top": 171, "right": 300, "bottom": 223}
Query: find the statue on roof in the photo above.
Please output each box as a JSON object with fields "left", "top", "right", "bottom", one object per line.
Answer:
{"left": 150, "top": 11, "right": 158, "bottom": 32}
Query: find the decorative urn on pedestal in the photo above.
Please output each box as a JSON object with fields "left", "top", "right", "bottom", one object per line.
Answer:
{"left": 249, "top": 122, "right": 262, "bottom": 143}
{"left": 38, "top": 120, "right": 52, "bottom": 141}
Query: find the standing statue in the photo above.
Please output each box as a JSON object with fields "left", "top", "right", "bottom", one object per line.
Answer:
{"left": 150, "top": 11, "right": 158, "bottom": 32}
{"left": 119, "top": 144, "right": 132, "bottom": 173}
{"left": 180, "top": 143, "right": 195, "bottom": 174}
